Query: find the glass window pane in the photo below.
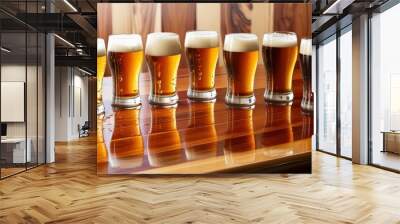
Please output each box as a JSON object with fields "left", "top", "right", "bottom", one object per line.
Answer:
{"left": 317, "top": 37, "right": 337, "bottom": 154}
{"left": 27, "top": 31, "right": 38, "bottom": 169}
{"left": 38, "top": 33, "right": 46, "bottom": 165}
{"left": 1, "top": 30, "right": 27, "bottom": 177}
{"left": 340, "top": 29, "right": 352, "bottom": 158}
{"left": 371, "top": 4, "right": 400, "bottom": 171}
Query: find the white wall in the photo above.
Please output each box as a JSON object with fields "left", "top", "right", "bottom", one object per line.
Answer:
{"left": 1, "top": 65, "right": 40, "bottom": 138}
{"left": 54, "top": 67, "right": 89, "bottom": 141}
{"left": 1, "top": 64, "right": 46, "bottom": 163}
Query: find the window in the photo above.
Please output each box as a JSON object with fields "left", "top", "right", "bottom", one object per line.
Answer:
{"left": 0, "top": 1, "right": 46, "bottom": 179}
{"left": 339, "top": 28, "right": 352, "bottom": 158}
{"left": 317, "top": 36, "right": 337, "bottom": 154}
{"left": 371, "top": 3, "right": 400, "bottom": 171}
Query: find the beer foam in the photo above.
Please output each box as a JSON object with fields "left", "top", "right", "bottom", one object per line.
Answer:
{"left": 263, "top": 32, "right": 297, "bottom": 48}
{"left": 300, "top": 38, "right": 312, "bottom": 56}
{"left": 97, "top": 38, "right": 106, "bottom": 56}
{"left": 107, "top": 34, "right": 143, "bottom": 53}
{"left": 145, "top": 32, "right": 181, "bottom": 56}
{"left": 185, "top": 31, "right": 219, "bottom": 48}
{"left": 223, "top": 33, "right": 258, "bottom": 52}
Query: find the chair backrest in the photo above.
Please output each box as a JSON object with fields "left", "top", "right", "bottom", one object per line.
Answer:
{"left": 82, "top": 121, "right": 90, "bottom": 129}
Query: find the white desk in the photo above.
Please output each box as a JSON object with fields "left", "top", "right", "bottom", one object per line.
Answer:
{"left": 1, "top": 138, "right": 31, "bottom": 163}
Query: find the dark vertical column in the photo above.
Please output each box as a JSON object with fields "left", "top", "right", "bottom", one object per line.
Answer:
{"left": 315, "top": 45, "right": 319, "bottom": 150}
{"left": 336, "top": 26, "right": 341, "bottom": 157}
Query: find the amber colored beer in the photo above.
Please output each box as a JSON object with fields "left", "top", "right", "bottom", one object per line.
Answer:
{"left": 107, "top": 34, "right": 143, "bottom": 107}
{"left": 145, "top": 32, "right": 181, "bottom": 106}
{"left": 185, "top": 31, "right": 219, "bottom": 100}
{"left": 97, "top": 115, "right": 107, "bottom": 164}
{"left": 224, "top": 108, "right": 255, "bottom": 164}
{"left": 299, "top": 38, "right": 313, "bottom": 112}
{"left": 147, "top": 106, "right": 182, "bottom": 167}
{"left": 97, "top": 38, "right": 106, "bottom": 114}
{"left": 109, "top": 51, "right": 143, "bottom": 96}
{"left": 110, "top": 108, "right": 144, "bottom": 168}
{"left": 223, "top": 33, "right": 259, "bottom": 106}
{"left": 146, "top": 54, "right": 181, "bottom": 96}
{"left": 224, "top": 51, "right": 259, "bottom": 96}
{"left": 263, "top": 32, "right": 298, "bottom": 103}
{"left": 183, "top": 101, "right": 218, "bottom": 160}
{"left": 186, "top": 47, "right": 219, "bottom": 90}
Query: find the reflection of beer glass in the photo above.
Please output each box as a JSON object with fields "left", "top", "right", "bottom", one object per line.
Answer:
{"left": 145, "top": 32, "right": 181, "bottom": 106}
{"left": 108, "top": 34, "right": 143, "bottom": 107}
{"left": 262, "top": 104, "right": 293, "bottom": 146}
{"left": 110, "top": 109, "right": 144, "bottom": 168}
{"left": 183, "top": 101, "right": 217, "bottom": 160}
{"left": 147, "top": 106, "right": 183, "bottom": 167}
{"left": 299, "top": 38, "right": 313, "bottom": 112}
{"left": 97, "top": 38, "right": 106, "bottom": 114}
{"left": 185, "top": 31, "right": 219, "bottom": 101}
{"left": 223, "top": 33, "right": 259, "bottom": 107}
{"left": 301, "top": 113, "right": 313, "bottom": 138}
{"left": 97, "top": 115, "right": 108, "bottom": 165}
{"left": 263, "top": 32, "right": 298, "bottom": 103}
{"left": 224, "top": 108, "right": 255, "bottom": 164}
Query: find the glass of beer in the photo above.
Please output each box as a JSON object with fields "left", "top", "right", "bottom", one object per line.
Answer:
{"left": 107, "top": 34, "right": 143, "bottom": 108}
{"left": 223, "top": 33, "right": 259, "bottom": 107}
{"left": 145, "top": 32, "right": 181, "bottom": 106}
{"left": 262, "top": 32, "right": 298, "bottom": 103}
{"left": 97, "top": 38, "right": 106, "bottom": 114}
{"left": 185, "top": 31, "right": 219, "bottom": 101}
{"left": 299, "top": 38, "right": 313, "bottom": 112}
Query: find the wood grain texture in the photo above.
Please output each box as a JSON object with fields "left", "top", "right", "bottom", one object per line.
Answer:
{"left": 98, "top": 3, "right": 311, "bottom": 79}
{"left": 97, "top": 3, "right": 112, "bottom": 77}
{"left": 111, "top": 3, "right": 135, "bottom": 34}
{"left": 98, "top": 89, "right": 312, "bottom": 174}
{"left": 162, "top": 3, "right": 196, "bottom": 70}
{"left": 272, "top": 3, "right": 311, "bottom": 41}
{"left": 273, "top": 3, "right": 312, "bottom": 80}
{"left": 221, "top": 3, "right": 252, "bottom": 43}
{"left": 196, "top": 3, "right": 223, "bottom": 66}
{"left": 1, "top": 136, "right": 400, "bottom": 223}
{"left": 132, "top": 3, "right": 159, "bottom": 43}
{"left": 98, "top": 65, "right": 309, "bottom": 174}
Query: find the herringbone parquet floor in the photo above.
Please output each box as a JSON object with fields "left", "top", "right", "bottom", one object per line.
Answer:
{"left": 0, "top": 135, "right": 399, "bottom": 224}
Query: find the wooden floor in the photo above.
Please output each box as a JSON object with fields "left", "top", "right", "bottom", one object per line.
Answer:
{"left": 0, "top": 135, "right": 400, "bottom": 223}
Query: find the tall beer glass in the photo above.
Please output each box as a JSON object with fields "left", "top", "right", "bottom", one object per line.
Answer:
{"left": 107, "top": 34, "right": 143, "bottom": 107}
{"left": 262, "top": 32, "right": 298, "bottom": 103}
{"left": 223, "top": 33, "right": 259, "bottom": 107}
{"left": 299, "top": 38, "right": 313, "bottom": 112}
{"left": 97, "top": 38, "right": 106, "bottom": 114}
{"left": 185, "top": 31, "right": 219, "bottom": 101}
{"left": 145, "top": 32, "right": 181, "bottom": 106}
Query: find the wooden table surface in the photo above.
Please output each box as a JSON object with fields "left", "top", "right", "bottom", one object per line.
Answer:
{"left": 97, "top": 65, "right": 312, "bottom": 174}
